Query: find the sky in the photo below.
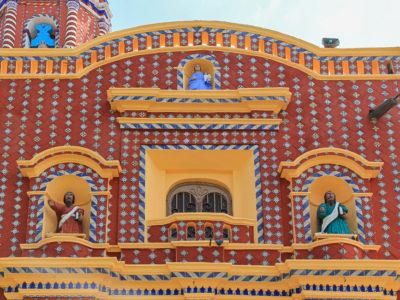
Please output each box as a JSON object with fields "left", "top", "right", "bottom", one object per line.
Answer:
{"left": 108, "top": 0, "right": 399, "bottom": 49}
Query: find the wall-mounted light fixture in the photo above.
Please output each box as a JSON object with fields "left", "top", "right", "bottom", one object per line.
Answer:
{"left": 368, "top": 94, "right": 400, "bottom": 122}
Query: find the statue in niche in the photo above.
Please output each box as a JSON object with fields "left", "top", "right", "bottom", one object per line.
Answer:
{"left": 47, "top": 192, "right": 84, "bottom": 234}
{"left": 317, "top": 191, "right": 351, "bottom": 234}
{"left": 30, "top": 23, "right": 55, "bottom": 48}
{"left": 188, "top": 64, "right": 212, "bottom": 90}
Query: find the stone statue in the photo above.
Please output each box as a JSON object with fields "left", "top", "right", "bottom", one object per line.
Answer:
{"left": 317, "top": 191, "right": 351, "bottom": 234}
{"left": 47, "top": 192, "right": 84, "bottom": 234}
{"left": 31, "top": 23, "right": 55, "bottom": 48}
{"left": 188, "top": 64, "right": 212, "bottom": 90}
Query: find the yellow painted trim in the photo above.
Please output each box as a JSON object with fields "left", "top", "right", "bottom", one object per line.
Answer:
{"left": 20, "top": 236, "right": 111, "bottom": 250}
{"left": 1, "top": 45, "right": 399, "bottom": 81}
{"left": 146, "top": 213, "right": 256, "bottom": 227}
{"left": 17, "top": 146, "right": 121, "bottom": 179}
{"left": 301, "top": 291, "right": 393, "bottom": 299}
{"left": 108, "top": 88, "right": 291, "bottom": 114}
{"left": 224, "top": 243, "right": 284, "bottom": 250}
{"left": 279, "top": 147, "right": 383, "bottom": 180}
{"left": 290, "top": 238, "right": 381, "bottom": 251}
{"left": 1, "top": 257, "right": 400, "bottom": 274}
{"left": 117, "top": 117, "right": 281, "bottom": 126}
{"left": 1, "top": 258, "right": 400, "bottom": 299}
{"left": 3, "top": 21, "right": 400, "bottom": 58}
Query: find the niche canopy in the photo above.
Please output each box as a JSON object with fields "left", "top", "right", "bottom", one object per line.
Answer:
{"left": 108, "top": 87, "right": 291, "bottom": 131}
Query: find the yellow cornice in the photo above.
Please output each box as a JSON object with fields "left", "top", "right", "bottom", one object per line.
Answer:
{"left": 0, "top": 21, "right": 398, "bottom": 80}
{"left": 1, "top": 257, "right": 399, "bottom": 274}
{"left": 290, "top": 238, "right": 381, "bottom": 252}
{"left": 17, "top": 146, "right": 121, "bottom": 179}
{"left": 146, "top": 213, "right": 256, "bottom": 226}
{"left": 1, "top": 20, "right": 399, "bottom": 57}
{"left": 20, "top": 236, "right": 111, "bottom": 250}
{"left": 108, "top": 88, "right": 291, "bottom": 114}
{"left": 301, "top": 291, "right": 393, "bottom": 299}
{"left": 117, "top": 117, "right": 281, "bottom": 126}
{"left": 1, "top": 258, "right": 399, "bottom": 299}
{"left": 0, "top": 46, "right": 399, "bottom": 80}
{"left": 279, "top": 147, "right": 383, "bottom": 180}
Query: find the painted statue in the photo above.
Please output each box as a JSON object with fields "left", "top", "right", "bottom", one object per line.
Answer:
{"left": 188, "top": 64, "right": 212, "bottom": 90}
{"left": 317, "top": 191, "right": 351, "bottom": 234}
{"left": 31, "top": 23, "right": 55, "bottom": 48}
{"left": 47, "top": 192, "right": 84, "bottom": 234}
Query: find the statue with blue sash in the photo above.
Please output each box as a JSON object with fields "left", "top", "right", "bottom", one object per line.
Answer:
{"left": 317, "top": 191, "right": 351, "bottom": 234}
{"left": 31, "top": 23, "right": 55, "bottom": 48}
{"left": 188, "top": 64, "right": 212, "bottom": 90}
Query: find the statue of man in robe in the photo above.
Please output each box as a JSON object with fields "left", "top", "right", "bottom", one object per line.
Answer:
{"left": 188, "top": 64, "right": 212, "bottom": 90}
{"left": 47, "top": 192, "right": 84, "bottom": 234}
{"left": 317, "top": 191, "right": 351, "bottom": 234}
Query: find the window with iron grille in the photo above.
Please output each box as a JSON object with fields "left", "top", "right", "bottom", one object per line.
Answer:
{"left": 167, "top": 182, "right": 232, "bottom": 215}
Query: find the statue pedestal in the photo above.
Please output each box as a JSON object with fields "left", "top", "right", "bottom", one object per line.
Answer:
{"left": 45, "top": 232, "right": 86, "bottom": 239}
{"left": 314, "top": 233, "right": 358, "bottom": 241}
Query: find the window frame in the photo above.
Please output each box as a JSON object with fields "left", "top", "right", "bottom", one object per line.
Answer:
{"left": 167, "top": 182, "right": 232, "bottom": 216}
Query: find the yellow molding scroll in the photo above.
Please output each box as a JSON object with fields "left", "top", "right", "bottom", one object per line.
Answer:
{"left": 17, "top": 146, "right": 121, "bottom": 179}
{"left": 108, "top": 87, "right": 291, "bottom": 114}
{"left": 279, "top": 147, "right": 383, "bottom": 180}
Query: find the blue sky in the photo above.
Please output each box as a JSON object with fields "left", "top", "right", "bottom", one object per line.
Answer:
{"left": 108, "top": 0, "right": 398, "bottom": 48}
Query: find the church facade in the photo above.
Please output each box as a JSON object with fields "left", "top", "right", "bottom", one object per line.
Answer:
{"left": 0, "top": 0, "right": 399, "bottom": 299}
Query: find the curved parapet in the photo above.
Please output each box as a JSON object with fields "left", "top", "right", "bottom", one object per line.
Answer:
{"left": 0, "top": 21, "right": 399, "bottom": 79}
{"left": 279, "top": 147, "right": 383, "bottom": 180}
{"left": 17, "top": 146, "right": 121, "bottom": 179}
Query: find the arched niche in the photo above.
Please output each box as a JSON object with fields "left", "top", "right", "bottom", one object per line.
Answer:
{"left": 308, "top": 175, "right": 356, "bottom": 235}
{"left": 183, "top": 58, "right": 215, "bottom": 90}
{"left": 279, "top": 147, "right": 383, "bottom": 244}
{"left": 18, "top": 146, "right": 121, "bottom": 244}
{"left": 43, "top": 175, "right": 91, "bottom": 238}
{"left": 177, "top": 54, "right": 221, "bottom": 90}
{"left": 23, "top": 14, "right": 59, "bottom": 48}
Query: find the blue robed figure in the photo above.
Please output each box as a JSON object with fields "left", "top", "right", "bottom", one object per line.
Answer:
{"left": 188, "top": 64, "right": 212, "bottom": 90}
{"left": 317, "top": 191, "right": 351, "bottom": 234}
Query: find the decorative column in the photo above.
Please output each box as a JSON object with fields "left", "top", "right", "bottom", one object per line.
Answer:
{"left": 64, "top": 0, "right": 80, "bottom": 48}
{"left": 98, "top": 17, "right": 110, "bottom": 36}
{"left": 2, "top": 0, "right": 19, "bottom": 48}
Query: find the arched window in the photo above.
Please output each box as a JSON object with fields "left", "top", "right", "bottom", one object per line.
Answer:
{"left": 202, "top": 192, "right": 229, "bottom": 213}
{"left": 170, "top": 192, "right": 196, "bottom": 213}
{"left": 167, "top": 182, "right": 232, "bottom": 215}
{"left": 187, "top": 225, "right": 196, "bottom": 240}
{"left": 169, "top": 226, "right": 177, "bottom": 241}
{"left": 223, "top": 227, "right": 230, "bottom": 241}
{"left": 205, "top": 225, "right": 213, "bottom": 239}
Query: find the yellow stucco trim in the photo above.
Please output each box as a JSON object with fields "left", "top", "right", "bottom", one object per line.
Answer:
{"left": 2, "top": 21, "right": 399, "bottom": 58}
{"left": 147, "top": 213, "right": 256, "bottom": 227}
{"left": 117, "top": 117, "right": 282, "bottom": 126}
{"left": 17, "top": 146, "right": 121, "bottom": 179}
{"left": 279, "top": 147, "right": 383, "bottom": 180}
{"left": 1, "top": 259, "right": 399, "bottom": 299}
{"left": 0, "top": 21, "right": 398, "bottom": 81}
{"left": 108, "top": 88, "right": 291, "bottom": 114}
{"left": 0, "top": 258, "right": 399, "bottom": 277}
{"left": 1, "top": 45, "right": 399, "bottom": 81}
{"left": 301, "top": 291, "right": 393, "bottom": 299}
{"left": 290, "top": 238, "right": 381, "bottom": 251}
{"left": 20, "top": 236, "right": 111, "bottom": 250}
